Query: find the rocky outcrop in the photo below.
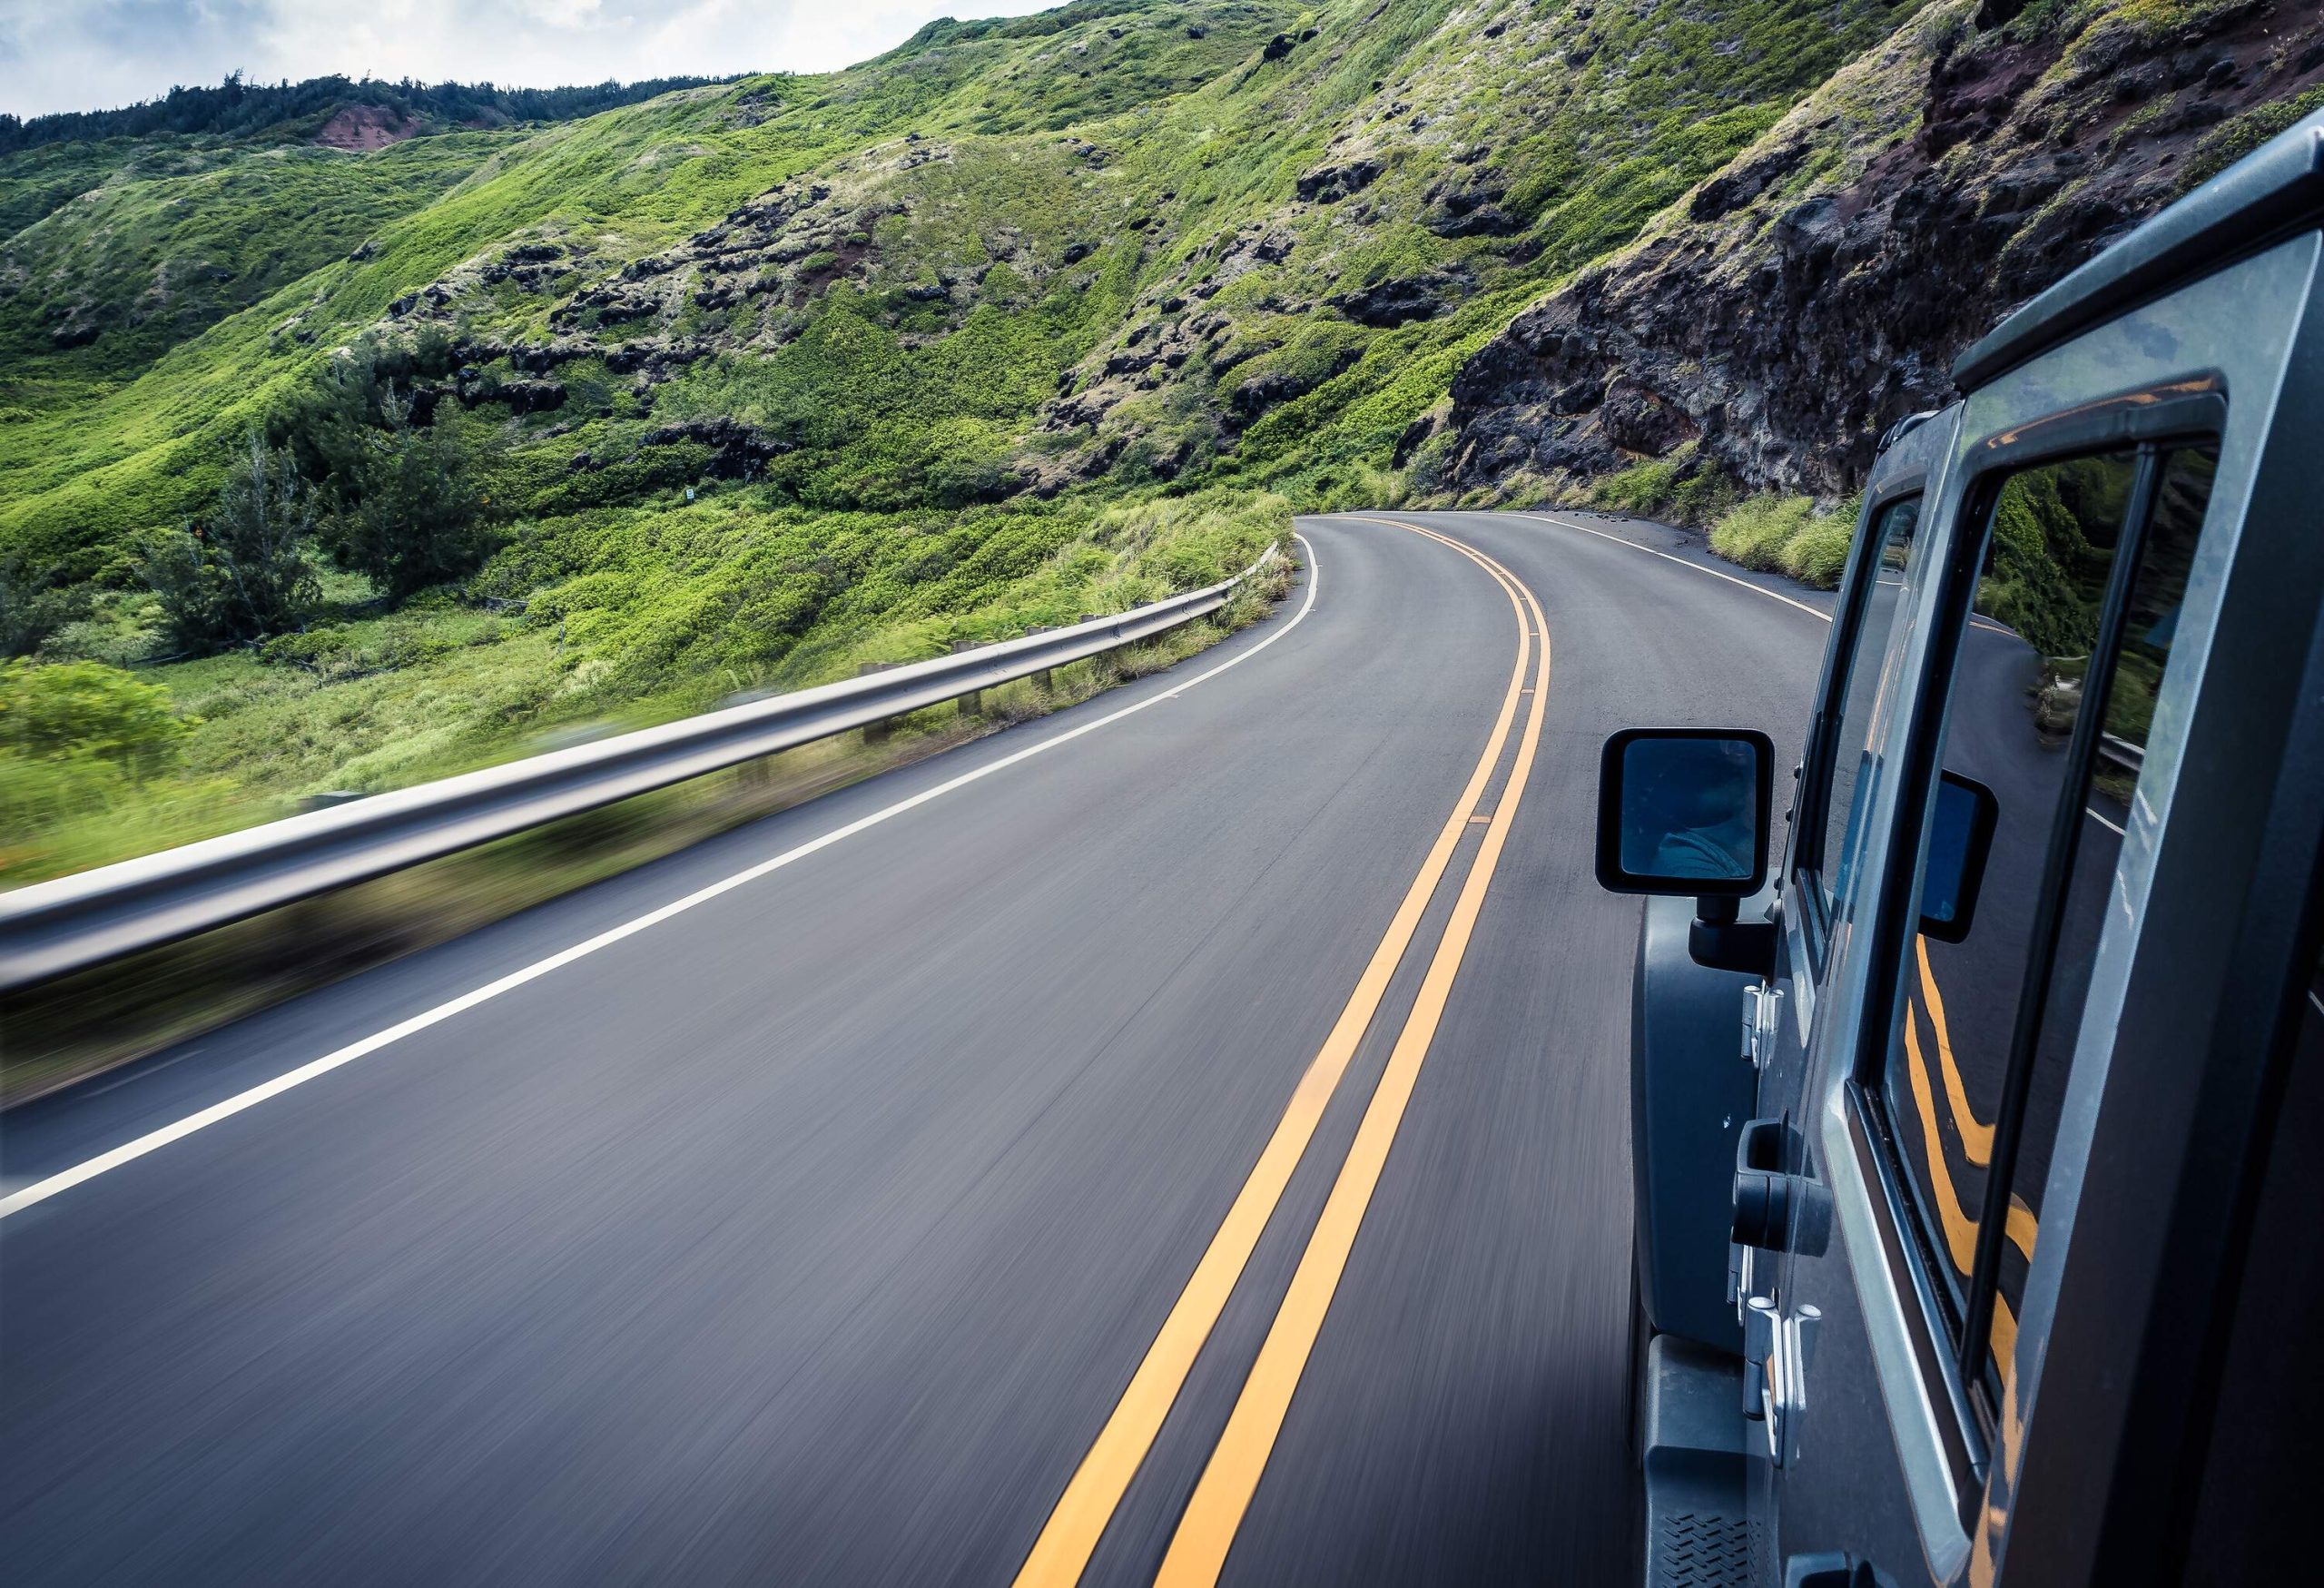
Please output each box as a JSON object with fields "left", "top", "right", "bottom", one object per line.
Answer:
{"left": 1328, "top": 268, "right": 1470, "bottom": 327}
{"left": 1443, "top": 0, "right": 2324, "bottom": 502}
{"left": 637, "top": 418, "right": 792, "bottom": 478}
{"left": 1295, "top": 157, "right": 1384, "bottom": 203}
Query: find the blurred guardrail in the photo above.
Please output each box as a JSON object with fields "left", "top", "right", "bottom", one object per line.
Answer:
{"left": 2097, "top": 731, "right": 2145, "bottom": 776}
{"left": 0, "top": 547, "right": 1282, "bottom": 992}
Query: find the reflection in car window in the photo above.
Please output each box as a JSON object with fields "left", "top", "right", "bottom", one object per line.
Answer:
{"left": 1875, "top": 445, "right": 2215, "bottom": 1420}
{"left": 1974, "top": 448, "right": 2215, "bottom": 1405}
{"left": 1883, "top": 450, "right": 2139, "bottom": 1334}
{"left": 1811, "top": 497, "right": 1922, "bottom": 924}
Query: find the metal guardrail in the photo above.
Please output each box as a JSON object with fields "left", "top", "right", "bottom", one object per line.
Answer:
{"left": 2096, "top": 731, "right": 2145, "bottom": 775}
{"left": 0, "top": 545, "right": 1284, "bottom": 992}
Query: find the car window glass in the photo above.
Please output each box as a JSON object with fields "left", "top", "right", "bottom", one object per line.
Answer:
{"left": 1878, "top": 449, "right": 2142, "bottom": 1334}
{"left": 1972, "top": 447, "right": 2216, "bottom": 1404}
{"left": 1812, "top": 496, "right": 1923, "bottom": 922}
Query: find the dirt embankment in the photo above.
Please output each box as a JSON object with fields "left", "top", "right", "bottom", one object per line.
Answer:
{"left": 313, "top": 104, "right": 423, "bottom": 151}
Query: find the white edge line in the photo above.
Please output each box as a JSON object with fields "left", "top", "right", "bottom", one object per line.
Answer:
{"left": 2309, "top": 987, "right": 2323, "bottom": 1020}
{"left": 0, "top": 537, "right": 1322, "bottom": 1222}
{"left": 1512, "top": 510, "right": 1834, "bottom": 625}
{"left": 1518, "top": 516, "right": 2135, "bottom": 837}
{"left": 1502, "top": 519, "right": 2206, "bottom": 973}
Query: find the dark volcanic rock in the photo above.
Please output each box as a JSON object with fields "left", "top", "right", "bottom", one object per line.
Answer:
{"left": 1327, "top": 271, "right": 1463, "bottom": 327}
{"left": 1689, "top": 143, "right": 1807, "bottom": 221}
{"left": 1443, "top": 2, "right": 2323, "bottom": 503}
{"left": 1424, "top": 183, "right": 1521, "bottom": 237}
{"left": 1295, "top": 158, "right": 1384, "bottom": 203}
{"left": 638, "top": 418, "right": 792, "bottom": 478}
{"left": 466, "top": 379, "right": 567, "bottom": 415}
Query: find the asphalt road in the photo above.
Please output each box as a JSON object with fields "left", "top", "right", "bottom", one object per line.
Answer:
{"left": 0, "top": 509, "right": 1827, "bottom": 1586}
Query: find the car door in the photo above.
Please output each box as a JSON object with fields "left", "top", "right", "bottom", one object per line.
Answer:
{"left": 1745, "top": 227, "right": 2319, "bottom": 1586}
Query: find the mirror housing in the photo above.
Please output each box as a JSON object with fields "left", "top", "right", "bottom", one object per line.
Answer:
{"left": 1918, "top": 770, "right": 1998, "bottom": 943}
{"left": 1595, "top": 727, "right": 1776, "bottom": 898}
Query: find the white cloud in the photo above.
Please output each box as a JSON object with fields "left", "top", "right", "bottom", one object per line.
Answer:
{"left": 0, "top": 0, "right": 1058, "bottom": 120}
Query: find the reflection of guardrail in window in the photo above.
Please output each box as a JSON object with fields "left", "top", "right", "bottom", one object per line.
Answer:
{"left": 0, "top": 546, "right": 1284, "bottom": 992}
{"left": 2095, "top": 733, "right": 2145, "bottom": 775}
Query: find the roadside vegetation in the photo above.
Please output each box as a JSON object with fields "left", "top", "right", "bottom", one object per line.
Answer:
{"left": 1708, "top": 494, "right": 1859, "bottom": 589}
{"left": 1, "top": 0, "right": 1905, "bottom": 887}
{"left": 0, "top": 483, "right": 1284, "bottom": 884}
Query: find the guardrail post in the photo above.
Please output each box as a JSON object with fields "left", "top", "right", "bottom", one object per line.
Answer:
{"left": 859, "top": 662, "right": 893, "bottom": 744}
{"left": 950, "top": 641, "right": 983, "bottom": 716}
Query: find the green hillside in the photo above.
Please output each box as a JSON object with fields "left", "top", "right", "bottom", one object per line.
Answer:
{"left": 0, "top": 0, "right": 1923, "bottom": 880}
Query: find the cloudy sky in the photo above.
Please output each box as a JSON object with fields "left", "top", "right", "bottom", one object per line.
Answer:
{"left": 1, "top": 0, "right": 1060, "bottom": 119}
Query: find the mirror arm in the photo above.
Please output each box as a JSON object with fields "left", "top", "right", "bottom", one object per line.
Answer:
{"left": 1689, "top": 893, "right": 1777, "bottom": 976}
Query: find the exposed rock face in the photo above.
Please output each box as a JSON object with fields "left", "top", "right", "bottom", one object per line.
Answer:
{"left": 1295, "top": 158, "right": 1384, "bottom": 203}
{"left": 1327, "top": 268, "right": 1470, "bottom": 327}
{"left": 1423, "top": 180, "right": 1519, "bottom": 238}
{"left": 637, "top": 417, "right": 792, "bottom": 478}
{"left": 313, "top": 104, "right": 422, "bottom": 152}
{"left": 1443, "top": 0, "right": 2324, "bottom": 503}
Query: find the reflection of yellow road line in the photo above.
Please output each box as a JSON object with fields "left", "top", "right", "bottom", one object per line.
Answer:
{"left": 1152, "top": 520, "right": 1553, "bottom": 1587}
{"left": 1009, "top": 520, "right": 1533, "bottom": 1588}
{"left": 1903, "top": 958, "right": 2035, "bottom": 1386}
{"left": 1910, "top": 942, "right": 2038, "bottom": 1263}
{"left": 1901, "top": 1006, "right": 2037, "bottom": 1275}
{"left": 1902, "top": 1013, "right": 1983, "bottom": 1276}
{"left": 1905, "top": 1011, "right": 2032, "bottom": 1389}
{"left": 1916, "top": 938, "right": 1993, "bottom": 1164}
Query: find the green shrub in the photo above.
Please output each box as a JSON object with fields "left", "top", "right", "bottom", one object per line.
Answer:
{"left": 1784, "top": 517, "right": 1856, "bottom": 587}
{"left": 1710, "top": 495, "right": 1817, "bottom": 570}
{"left": 0, "top": 658, "right": 191, "bottom": 778}
{"left": 319, "top": 398, "right": 490, "bottom": 603}
{"left": 1, "top": 551, "right": 87, "bottom": 657}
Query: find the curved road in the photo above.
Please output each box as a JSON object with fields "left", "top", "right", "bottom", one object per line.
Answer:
{"left": 0, "top": 511, "right": 1827, "bottom": 1585}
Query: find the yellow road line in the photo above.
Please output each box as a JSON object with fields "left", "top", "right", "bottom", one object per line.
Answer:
{"left": 1009, "top": 522, "right": 1534, "bottom": 1588}
{"left": 1155, "top": 519, "right": 1553, "bottom": 1586}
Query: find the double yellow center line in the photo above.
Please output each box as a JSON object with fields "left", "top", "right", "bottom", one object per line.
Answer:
{"left": 1012, "top": 518, "right": 1553, "bottom": 1586}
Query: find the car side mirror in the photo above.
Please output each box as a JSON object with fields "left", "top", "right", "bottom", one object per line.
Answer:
{"left": 1595, "top": 727, "right": 1775, "bottom": 898}
{"left": 1918, "top": 770, "right": 1998, "bottom": 943}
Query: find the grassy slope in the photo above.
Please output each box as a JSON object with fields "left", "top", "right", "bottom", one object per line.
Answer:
{"left": 1093, "top": 0, "right": 1927, "bottom": 496}
{"left": 0, "top": 134, "right": 506, "bottom": 399}
{"left": 0, "top": 0, "right": 1933, "bottom": 882}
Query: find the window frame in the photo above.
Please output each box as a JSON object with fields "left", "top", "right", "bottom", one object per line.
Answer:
{"left": 1834, "top": 382, "right": 2228, "bottom": 1508}
{"left": 1793, "top": 481, "right": 1927, "bottom": 969}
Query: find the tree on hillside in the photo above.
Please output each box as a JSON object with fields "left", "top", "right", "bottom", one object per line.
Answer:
{"left": 139, "top": 434, "right": 320, "bottom": 655}
{"left": 318, "top": 392, "right": 487, "bottom": 603}
{"left": 0, "top": 553, "right": 87, "bottom": 658}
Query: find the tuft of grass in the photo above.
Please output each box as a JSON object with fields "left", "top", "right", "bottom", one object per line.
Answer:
{"left": 1708, "top": 491, "right": 1860, "bottom": 587}
{"left": 2175, "top": 85, "right": 2324, "bottom": 196}
{"left": 1586, "top": 442, "right": 1740, "bottom": 528}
